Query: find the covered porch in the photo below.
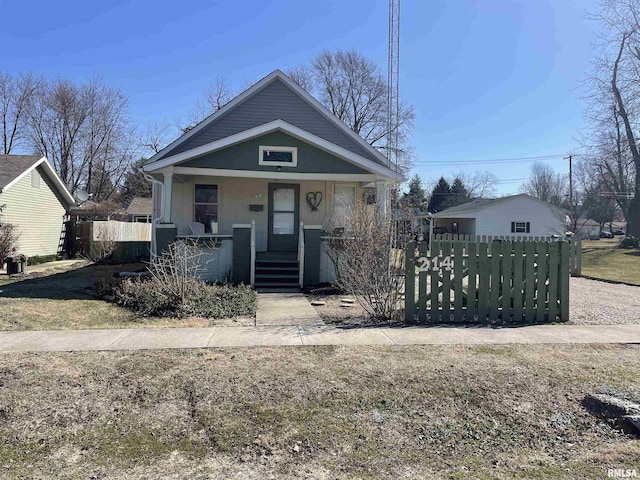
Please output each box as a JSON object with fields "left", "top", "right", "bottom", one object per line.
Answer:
{"left": 150, "top": 170, "right": 393, "bottom": 288}
{"left": 431, "top": 217, "right": 477, "bottom": 237}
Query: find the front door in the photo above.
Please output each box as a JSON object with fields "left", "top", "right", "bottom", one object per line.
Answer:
{"left": 268, "top": 183, "right": 299, "bottom": 252}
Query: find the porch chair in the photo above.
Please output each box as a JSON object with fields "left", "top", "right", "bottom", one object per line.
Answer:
{"left": 189, "top": 222, "right": 205, "bottom": 235}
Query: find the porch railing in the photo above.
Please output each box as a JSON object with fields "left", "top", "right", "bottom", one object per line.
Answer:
{"left": 250, "top": 220, "right": 256, "bottom": 287}
{"left": 298, "top": 222, "right": 305, "bottom": 288}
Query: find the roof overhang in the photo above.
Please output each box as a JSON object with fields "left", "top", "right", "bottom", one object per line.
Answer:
{"left": 143, "top": 119, "right": 404, "bottom": 183}
{"left": 0, "top": 156, "right": 75, "bottom": 206}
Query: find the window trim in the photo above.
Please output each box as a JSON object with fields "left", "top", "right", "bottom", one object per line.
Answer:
{"left": 194, "top": 184, "right": 220, "bottom": 234}
{"left": 511, "top": 221, "right": 531, "bottom": 234}
{"left": 259, "top": 145, "right": 298, "bottom": 167}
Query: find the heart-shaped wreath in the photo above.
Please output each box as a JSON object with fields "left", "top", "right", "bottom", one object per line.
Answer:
{"left": 306, "top": 191, "right": 323, "bottom": 211}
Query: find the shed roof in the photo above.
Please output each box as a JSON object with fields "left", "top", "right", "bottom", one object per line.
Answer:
{"left": 126, "top": 197, "right": 152, "bottom": 216}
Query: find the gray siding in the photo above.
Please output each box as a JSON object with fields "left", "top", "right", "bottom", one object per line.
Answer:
{"left": 160, "top": 78, "right": 384, "bottom": 166}
{"left": 0, "top": 165, "right": 67, "bottom": 257}
{"left": 181, "top": 131, "right": 369, "bottom": 174}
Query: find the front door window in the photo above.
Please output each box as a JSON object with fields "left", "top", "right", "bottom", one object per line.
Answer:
{"left": 272, "top": 188, "right": 295, "bottom": 235}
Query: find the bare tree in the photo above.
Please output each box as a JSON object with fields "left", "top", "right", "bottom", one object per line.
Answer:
{"left": 288, "top": 49, "right": 416, "bottom": 172}
{"left": 519, "top": 162, "right": 567, "bottom": 206}
{"left": 0, "top": 72, "right": 41, "bottom": 154}
{"left": 27, "top": 77, "right": 137, "bottom": 200}
{"left": 286, "top": 65, "right": 314, "bottom": 92}
{"left": 142, "top": 120, "right": 174, "bottom": 155}
{"left": 324, "top": 201, "right": 412, "bottom": 321}
{"left": 454, "top": 170, "right": 498, "bottom": 198}
{"left": 181, "top": 75, "right": 235, "bottom": 133}
{"left": 581, "top": 0, "right": 640, "bottom": 236}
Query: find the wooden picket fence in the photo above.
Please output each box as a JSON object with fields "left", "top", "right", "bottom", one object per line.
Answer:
{"left": 433, "top": 234, "right": 582, "bottom": 276}
{"left": 404, "top": 239, "right": 571, "bottom": 325}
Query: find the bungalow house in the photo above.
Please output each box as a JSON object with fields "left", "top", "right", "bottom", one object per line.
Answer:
{"left": 142, "top": 70, "right": 403, "bottom": 288}
{"left": 0, "top": 155, "right": 75, "bottom": 259}
{"left": 431, "top": 194, "right": 566, "bottom": 239}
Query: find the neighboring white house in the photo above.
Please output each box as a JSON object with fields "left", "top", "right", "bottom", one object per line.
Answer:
{"left": 0, "top": 155, "right": 75, "bottom": 258}
{"left": 432, "top": 194, "right": 567, "bottom": 238}
{"left": 142, "top": 69, "right": 403, "bottom": 288}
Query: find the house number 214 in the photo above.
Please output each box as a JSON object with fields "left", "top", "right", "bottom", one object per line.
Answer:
{"left": 416, "top": 256, "right": 454, "bottom": 272}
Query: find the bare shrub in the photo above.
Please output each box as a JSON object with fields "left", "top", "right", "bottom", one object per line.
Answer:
{"left": 88, "top": 239, "right": 116, "bottom": 262}
{"left": 0, "top": 204, "right": 19, "bottom": 266}
{"left": 111, "top": 240, "right": 256, "bottom": 318}
{"left": 148, "top": 239, "right": 216, "bottom": 304}
{"left": 0, "top": 223, "right": 19, "bottom": 266}
{"left": 324, "top": 200, "right": 412, "bottom": 321}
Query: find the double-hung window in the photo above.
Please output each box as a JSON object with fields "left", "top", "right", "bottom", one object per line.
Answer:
{"left": 194, "top": 184, "right": 219, "bottom": 233}
{"left": 334, "top": 185, "right": 356, "bottom": 228}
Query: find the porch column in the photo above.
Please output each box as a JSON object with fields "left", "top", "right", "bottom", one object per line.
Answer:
{"left": 376, "top": 180, "right": 388, "bottom": 212}
{"left": 232, "top": 224, "right": 252, "bottom": 284}
{"left": 162, "top": 172, "right": 173, "bottom": 223}
{"left": 303, "top": 225, "right": 322, "bottom": 287}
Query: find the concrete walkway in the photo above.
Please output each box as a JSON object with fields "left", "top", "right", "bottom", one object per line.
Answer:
{"left": 0, "top": 324, "right": 639, "bottom": 353}
{"left": 255, "top": 293, "right": 323, "bottom": 326}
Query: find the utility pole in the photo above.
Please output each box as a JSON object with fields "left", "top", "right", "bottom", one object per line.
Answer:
{"left": 565, "top": 154, "right": 573, "bottom": 205}
{"left": 565, "top": 154, "right": 574, "bottom": 232}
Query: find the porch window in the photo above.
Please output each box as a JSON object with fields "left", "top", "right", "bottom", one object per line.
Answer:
{"left": 511, "top": 221, "right": 530, "bottom": 233}
{"left": 194, "top": 184, "right": 219, "bottom": 233}
{"left": 259, "top": 146, "right": 297, "bottom": 167}
{"left": 333, "top": 185, "right": 356, "bottom": 228}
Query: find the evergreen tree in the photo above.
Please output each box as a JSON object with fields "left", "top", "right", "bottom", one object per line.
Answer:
{"left": 447, "top": 176, "right": 470, "bottom": 208}
{"left": 427, "top": 177, "right": 452, "bottom": 213}
{"left": 118, "top": 158, "right": 152, "bottom": 206}
{"left": 403, "top": 174, "right": 427, "bottom": 211}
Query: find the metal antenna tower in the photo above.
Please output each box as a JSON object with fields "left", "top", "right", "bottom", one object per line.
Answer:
{"left": 387, "top": 0, "right": 400, "bottom": 171}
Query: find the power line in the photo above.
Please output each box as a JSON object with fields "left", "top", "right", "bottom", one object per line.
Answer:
{"left": 414, "top": 154, "right": 577, "bottom": 166}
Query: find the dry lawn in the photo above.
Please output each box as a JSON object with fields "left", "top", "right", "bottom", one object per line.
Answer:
{"left": 0, "top": 263, "right": 252, "bottom": 331}
{"left": 0, "top": 344, "right": 638, "bottom": 479}
{"left": 582, "top": 238, "right": 640, "bottom": 285}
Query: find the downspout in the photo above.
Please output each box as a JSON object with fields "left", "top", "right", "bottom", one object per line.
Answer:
{"left": 140, "top": 169, "right": 164, "bottom": 260}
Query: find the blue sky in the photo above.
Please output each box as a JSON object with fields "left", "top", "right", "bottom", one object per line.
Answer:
{"left": 0, "top": 0, "right": 599, "bottom": 195}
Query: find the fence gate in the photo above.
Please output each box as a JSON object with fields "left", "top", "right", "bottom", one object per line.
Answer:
{"left": 404, "top": 240, "right": 570, "bottom": 324}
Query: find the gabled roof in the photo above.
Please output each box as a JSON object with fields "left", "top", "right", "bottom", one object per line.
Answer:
{"left": 0, "top": 155, "right": 75, "bottom": 205}
{"left": 433, "top": 194, "right": 559, "bottom": 218}
{"left": 144, "top": 70, "right": 402, "bottom": 182}
{"left": 0, "top": 155, "right": 41, "bottom": 189}
{"left": 126, "top": 197, "right": 152, "bottom": 216}
{"left": 144, "top": 119, "right": 402, "bottom": 180}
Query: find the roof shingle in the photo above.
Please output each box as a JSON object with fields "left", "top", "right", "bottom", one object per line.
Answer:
{"left": 0, "top": 155, "right": 42, "bottom": 190}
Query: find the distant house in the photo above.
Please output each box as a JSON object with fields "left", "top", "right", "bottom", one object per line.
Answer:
{"left": 142, "top": 69, "right": 403, "bottom": 288}
{"left": 432, "top": 194, "right": 566, "bottom": 238}
{"left": 0, "top": 155, "right": 75, "bottom": 258}
{"left": 126, "top": 197, "right": 152, "bottom": 222}
{"left": 575, "top": 219, "right": 601, "bottom": 239}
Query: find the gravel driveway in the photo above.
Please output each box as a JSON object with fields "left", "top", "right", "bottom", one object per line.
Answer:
{"left": 570, "top": 277, "right": 640, "bottom": 325}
